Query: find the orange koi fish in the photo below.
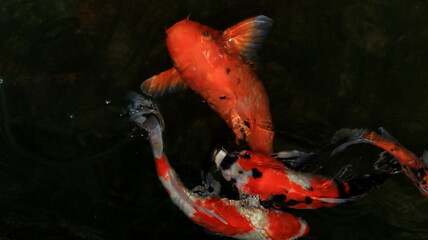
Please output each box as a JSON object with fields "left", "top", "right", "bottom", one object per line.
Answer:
{"left": 332, "top": 127, "right": 428, "bottom": 198}
{"left": 141, "top": 15, "right": 275, "bottom": 154}
{"left": 128, "top": 93, "right": 308, "bottom": 240}
{"left": 214, "top": 148, "right": 392, "bottom": 209}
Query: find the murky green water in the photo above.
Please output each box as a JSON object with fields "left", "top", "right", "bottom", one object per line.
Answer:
{"left": 0, "top": 0, "right": 427, "bottom": 239}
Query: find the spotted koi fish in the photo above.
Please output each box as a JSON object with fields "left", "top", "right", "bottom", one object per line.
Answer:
{"left": 141, "top": 15, "right": 275, "bottom": 154}
{"left": 213, "top": 148, "right": 392, "bottom": 209}
{"left": 128, "top": 93, "right": 308, "bottom": 240}
{"left": 332, "top": 127, "right": 428, "bottom": 198}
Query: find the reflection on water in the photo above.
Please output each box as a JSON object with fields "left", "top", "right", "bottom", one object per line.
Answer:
{"left": 0, "top": 0, "right": 427, "bottom": 239}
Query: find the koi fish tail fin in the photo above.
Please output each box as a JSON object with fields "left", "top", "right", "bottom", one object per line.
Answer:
{"left": 332, "top": 171, "right": 392, "bottom": 201}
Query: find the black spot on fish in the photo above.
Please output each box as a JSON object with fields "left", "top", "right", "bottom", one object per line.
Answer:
{"left": 244, "top": 120, "right": 250, "bottom": 128}
{"left": 283, "top": 199, "right": 300, "bottom": 207}
{"left": 270, "top": 194, "right": 286, "bottom": 202}
{"left": 238, "top": 170, "right": 243, "bottom": 174}
{"left": 261, "top": 197, "right": 286, "bottom": 210}
{"left": 219, "top": 96, "right": 227, "bottom": 99}
{"left": 220, "top": 154, "right": 238, "bottom": 170}
{"left": 390, "top": 148, "right": 395, "bottom": 152}
{"left": 260, "top": 200, "right": 271, "bottom": 209}
{"left": 241, "top": 153, "right": 251, "bottom": 159}
{"left": 306, "top": 186, "right": 314, "bottom": 191}
{"left": 305, "top": 196, "right": 313, "bottom": 204}
{"left": 252, "top": 168, "right": 263, "bottom": 178}
{"left": 208, "top": 186, "right": 214, "bottom": 193}
{"left": 231, "top": 178, "right": 236, "bottom": 183}
{"left": 226, "top": 68, "right": 231, "bottom": 74}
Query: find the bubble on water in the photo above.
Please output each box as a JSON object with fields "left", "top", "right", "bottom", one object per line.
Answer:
{"left": 69, "top": 114, "right": 74, "bottom": 119}
{"left": 0, "top": 78, "right": 4, "bottom": 84}
{"left": 105, "top": 99, "right": 112, "bottom": 105}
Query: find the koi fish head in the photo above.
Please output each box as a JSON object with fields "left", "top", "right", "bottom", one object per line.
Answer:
{"left": 213, "top": 148, "right": 248, "bottom": 184}
{"left": 165, "top": 19, "right": 220, "bottom": 65}
{"left": 213, "top": 149, "right": 274, "bottom": 189}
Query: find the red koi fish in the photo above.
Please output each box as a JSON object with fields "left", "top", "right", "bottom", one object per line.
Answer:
{"left": 141, "top": 15, "right": 275, "bottom": 154}
{"left": 128, "top": 94, "right": 309, "bottom": 240}
{"left": 332, "top": 127, "right": 428, "bottom": 198}
{"left": 213, "top": 148, "right": 392, "bottom": 209}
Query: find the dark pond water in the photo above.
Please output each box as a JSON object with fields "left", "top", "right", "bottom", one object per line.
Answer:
{"left": 0, "top": 0, "right": 427, "bottom": 239}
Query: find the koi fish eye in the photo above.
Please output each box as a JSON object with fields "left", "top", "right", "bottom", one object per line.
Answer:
{"left": 202, "top": 31, "right": 212, "bottom": 40}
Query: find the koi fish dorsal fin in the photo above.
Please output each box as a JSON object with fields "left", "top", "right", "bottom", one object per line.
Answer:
{"left": 141, "top": 68, "right": 188, "bottom": 97}
{"left": 222, "top": 15, "right": 273, "bottom": 62}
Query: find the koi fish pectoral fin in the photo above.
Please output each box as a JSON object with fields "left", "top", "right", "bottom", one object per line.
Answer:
{"left": 192, "top": 172, "right": 221, "bottom": 197}
{"left": 334, "top": 164, "right": 354, "bottom": 179}
{"left": 141, "top": 68, "right": 188, "bottom": 97}
{"left": 374, "top": 151, "right": 402, "bottom": 174}
{"left": 330, "top": 128, "right": 375, "bottom": 156}
{"left": 169, "top": 172, "right": 227, "bottom": 224}
{"left": 271, "top": 150, "right": 320, "bottom": 172}
{"left": 222, "top": 15, "right": 273, "bottom": 64}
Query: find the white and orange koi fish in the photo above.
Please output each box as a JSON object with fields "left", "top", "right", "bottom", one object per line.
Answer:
{"left": 128, "top": 93, "right": 308, "bottom": 240}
